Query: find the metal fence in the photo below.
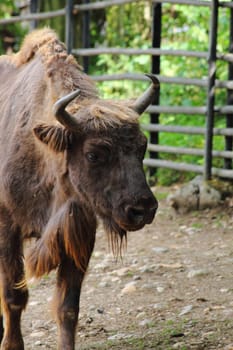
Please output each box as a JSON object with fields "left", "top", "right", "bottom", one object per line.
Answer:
{"left": 1, "top": 0, "right": 233, "bottom": 180}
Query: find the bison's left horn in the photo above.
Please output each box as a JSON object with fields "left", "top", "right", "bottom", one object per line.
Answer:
{"left": 132, "top": 74, "right": 160, "bottom": 115}
{"left": 53, "top": 89, "right": 81, "bottom": 130}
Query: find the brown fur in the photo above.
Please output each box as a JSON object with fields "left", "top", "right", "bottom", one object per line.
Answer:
{"left": 26, "top": 199, "right": 96, "bottom": 278}
{"left": 0, "top": 28, "right": 157, "bottom": 350}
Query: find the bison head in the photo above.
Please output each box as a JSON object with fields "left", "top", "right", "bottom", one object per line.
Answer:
{"left": 34, "top": 75, "right": 159, "bottom": 241}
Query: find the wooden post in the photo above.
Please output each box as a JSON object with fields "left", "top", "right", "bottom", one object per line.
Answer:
{"left": 150, "top": 2, "right": 161, "bottom": 177}
{"left": 224, "top": 1, "right": 233, "bottom": 170}
{"left": 204, "top": 0, "right": 218, "bottom": 180}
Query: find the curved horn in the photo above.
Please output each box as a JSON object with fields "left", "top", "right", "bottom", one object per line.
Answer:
{"left": 53, "top": 89, "right": 81, "bottom": 130}
{"left": 132, "top": 74, "right": 160, "bottom": 115}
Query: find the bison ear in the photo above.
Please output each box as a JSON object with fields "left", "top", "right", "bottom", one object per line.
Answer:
{"left": 33, "top": 123, "right": 73, "bottom": 152}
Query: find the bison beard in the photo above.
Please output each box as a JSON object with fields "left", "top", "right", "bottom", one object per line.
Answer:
{"left": 0, "top": 28, "right": 159, "bottom": 350}
{"left": 102, "top": 216, "right": 127, "bottom": 257}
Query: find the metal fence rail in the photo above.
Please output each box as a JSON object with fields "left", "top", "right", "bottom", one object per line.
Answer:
{"left": 1, "top": 0, "right": 233, "bottom": 179}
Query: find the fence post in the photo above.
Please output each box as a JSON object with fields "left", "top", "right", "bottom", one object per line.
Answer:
{"left": 204, "top": 0, "right": 218, "bottom": 180}
{"left": 65, "top": 0, "right": 74, "bottom": 54}
{"left": 82, "top": 0, "right": 90, "bottom": 73}
{"left": 30, "top": 0, "right": 40, "bottom": 29}
{"left": 224, "top": 0, "right": 233, "bottom": 170}
{"left": 150, "top": 2, "right": 161, "bottom": 178}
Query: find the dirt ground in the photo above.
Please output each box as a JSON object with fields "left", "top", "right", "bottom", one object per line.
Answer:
{"left": 21, "top": 186, "right": 233, "bottom": 350}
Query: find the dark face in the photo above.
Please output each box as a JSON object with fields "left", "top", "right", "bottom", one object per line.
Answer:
{"left": 67, "top": 123, "right": 158, "bottom": 233}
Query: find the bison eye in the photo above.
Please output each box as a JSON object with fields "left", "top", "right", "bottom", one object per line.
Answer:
{"left": 86, "top": 152, "right": 99, "bottom": 163}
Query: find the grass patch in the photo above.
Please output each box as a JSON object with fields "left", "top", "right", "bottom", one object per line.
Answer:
{"left": 154, "top": 191, "right": 169, "bottom": 201}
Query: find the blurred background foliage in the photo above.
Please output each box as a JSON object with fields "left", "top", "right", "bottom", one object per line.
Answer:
{"left": 0, "top": 0, "right": 27, "bottom": 53}
{"left": 0, "top": 0, "right": 231, "bottom": 184}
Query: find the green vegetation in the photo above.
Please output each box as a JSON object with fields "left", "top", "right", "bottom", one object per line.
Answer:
{"left": 0, "top": 0, "right": 27, "bottom": 53}
{"left": 88, "top": 2, "right": 231, "bottom": 185}
{"left": 1, "top": 1, "right": 231, "bottom": 185}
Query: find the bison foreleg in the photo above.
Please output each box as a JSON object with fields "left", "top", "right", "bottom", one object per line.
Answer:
{"left": 0, "top": 230, "right": 28, "bottom": 350}
{"left": 54, "top": 251, "right": 94, "bottom": 350}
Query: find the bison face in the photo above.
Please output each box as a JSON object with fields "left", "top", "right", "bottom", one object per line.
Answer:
{"left": 34, "top": 75, "right": 160, "bottom": 236}
{"left": 67, "top": 124, "right": 158, "bottom": 234}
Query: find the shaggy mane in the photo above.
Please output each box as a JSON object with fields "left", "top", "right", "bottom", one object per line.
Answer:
{"left": 68, "top": 99, "right": 139, "bottom": 131}
{"left": 7, "top": 28, "right": 98, "bottom": 101}
{"left": 2, "top": 28, "right": 139, "bottom": 129}
{"left": 12, "top": 28, "right": 68, "bottom": 66}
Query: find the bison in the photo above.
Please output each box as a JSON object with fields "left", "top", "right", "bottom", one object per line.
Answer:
{"left": 0, "top": 28, "right": 159, "bottom": 350}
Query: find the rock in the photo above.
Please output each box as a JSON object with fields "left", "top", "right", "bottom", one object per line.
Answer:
{"left": 108, "top": 333, "right": 133, "bottom": 341}
{"left": 132, "top": 259, "right": 138, "bottom": 265}
{"left": 28, "top": 301, "right": 39, "bottom": 306}
{"left": 121, "top": 281, "right": 137, "bottom": 295}
{"left": 86, "top": 317, "right": 93, "bottom": 324}
{"left": 111, "top": 276, "right": 120, "bottom": 283}
{"left": 172, "top": 342, "right": 186, "bottom": 349}
{"left": 167, "top": 175, "right": 221, "bottom": 213}
{"left": 179, "top": 304, "right": 193, "bottom": 316}
{"left": 30, "top": 331, "right": 46, "bottom": 338}
{"left": 93, "top": 255, "right": 113, "bottom": 270}
{"left": 97, "top": 307, "right": 104, "bottom": 314}
{"left": 108, "top": 334, "right": 121, "bottom": 341}
{"left": 179, "top": 225, "right": 200, "bottom": 235}
{"left": 111, "top": 267, "right": 131, "bottom": 277}
{"left": 142, "top": 282, "right": 157, "bottom": 290}
{"left": 158, "top": 263, "right": 183, "bottom": 269}
{"left": 136, "top": 311, "right": 146, "bottom": 319}
{"left": 156, "top": 286, "right": 165, "bottom": 293}
{"left": 139, "top": 265, "right": 155, "bottom": 273}
{"left": 98, "top": 281, "right": 111, "bottom": 288}
{"left": 92, "top": 251, "right": 103, "bottom": 258}
{"left": 153, "top": 303, "right": 165, "bottom": 310}
{"left": 34, "top": 340, "right": 42, "bottom": 346}
{"left": 152, "top": 246, "right": 169, "bottom": 253}
{"left": 138, "top": 318, "right": 152, "bottom": 327}
{"left": 133, "top": 275, "right": 141, "bottom": 281}
{"left": 187, "top": 269, "right": 209, "bottom": 278}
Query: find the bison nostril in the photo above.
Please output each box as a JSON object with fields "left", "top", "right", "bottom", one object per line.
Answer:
{"left": 126, "top": 206, "right": 145, "bottom": 224}
{"left": 130, "top": 207, "right": 145, "bottom": 217}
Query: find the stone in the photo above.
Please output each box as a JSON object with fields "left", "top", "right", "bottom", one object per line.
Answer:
{"left": 156, "top": 286, "right": 165, "bottom": 293}
{"left": 167, "top": 175, "right": 221, "bottom": 213}
{"left": 98, "top": 281, "right": 111, "bottom": 288}
{"left": 139, "top": 265, "right": 155, "bottom": 273}
{"left": 136, "top": 311, "right": 146, "bottom": 319}
{"left": 179, "top": 304, "right": 193, "bottom": 316}
{"left": 172, "top": 342, "right": 186, "bottom": 349}
{"left": 187, "top": 269, "right": 209, "bottom": 278}
{"left": 121, "top": 281, "right": 137, "bottom": 295}
{"left": 97, "top": 307, "right": 104, "bottom": 314}
{"left": 133, "top": 275, "right": 142, "bottom": 281}
{"left": 139, "top": 319, "right": 152, "bottom": 326}
{"left": 34, "top": 340, "right": 42, "bottom": 346}
{"left": 111, "top": 267, "right": 131, "bottom": 277}
{"left": 108, "top": 333, "right": 133, "bottom": 341}
{"left": 30, "top": 331, "right": 46, "bottom": 338}
{"left": 152, "top": 246, "right": 169, "bottom": 253}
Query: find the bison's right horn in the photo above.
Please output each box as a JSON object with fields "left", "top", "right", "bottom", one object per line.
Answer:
{"left": 132, "top": 74, "right": 160, "bottom": 115}
{"left": 53, "top": 89, "right": 81, "bottom": 130}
